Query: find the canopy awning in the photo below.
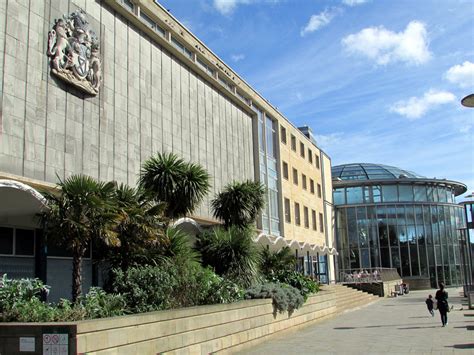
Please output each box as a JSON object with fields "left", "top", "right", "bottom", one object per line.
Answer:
{"left": 253, "top": 233, "right": 338, "bottom": 256}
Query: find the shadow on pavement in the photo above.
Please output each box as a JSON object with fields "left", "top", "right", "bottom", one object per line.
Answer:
{"left": 446, "top": 344, "right": 474, "bottom": 350}
{"left": 398, "top": 326, "right": 439, "bottom": 329}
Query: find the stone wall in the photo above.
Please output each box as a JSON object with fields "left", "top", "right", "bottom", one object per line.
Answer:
{"left": 0, "top": 0, "right": 255, "bottom": 220}
{"left": 0, "top": 290, "right": 337, "bottom": 354}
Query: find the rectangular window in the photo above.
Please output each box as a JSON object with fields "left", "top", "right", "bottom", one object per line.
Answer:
{"left": 316, "top": 155, "right": 320, "bottom": 169}
{"left": 15, "top": 229, "right": 34, "bottom": 256}
{"left": 197, "top": 57, "right": 215, "bottom": 76}
{"left": 0, "top": 227, "right": 13, "bottom": 254}
{"left": 310, "top": 179, "right": 315, "bottom": 194}
{"left": 319, "top": 213, "right": 324, "bottom": 232}
{"left": 295, "top": 203, "right": 301, "bottom": 225}
{"left": 300, "top": 142, "right": 305, "bottom": 158}
{"left": 219, "top": 76, "right": 235, "bottom": 92}
{"left": 302, "top": 174, "right": 307, "bottom": 190}
{"left": 304, "top": 206, "right": 309, "bottom": 228}
{"left": 293, "top": 168, "right": 298, "bottom": 185}
{"left": 291, "top": 135, "right": 296, "bottom": 151}
{"left": 284, "top": 198, "right": 291, "bottom": 223}
{"left": 317, "top": 183, "right": 322, "bottom": 198}
{"left": 237, "top": 90, "right": 250, "bottom": 105}
{"left": 312, "top": 210, "right": 317, "bottom": 230}
{"left": 308, "top": 149, "right": 313, "bottom": 163}
{"left": 282, "top": 161, "right": 289, "bottom": 180}
{"left": 121, "top": 0, "right": 134, "bottom": 11}
{"left": 281, "top": 126, "right": 287, "bottom": 144}
{"left": 171, "top": 36, "right": 193, "bottom": 59}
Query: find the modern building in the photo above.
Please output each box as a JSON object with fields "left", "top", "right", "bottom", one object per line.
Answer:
{"left": 332, "top": 163, "right": 468, "bottom": 288}
{"left": 0, "top": 0, "right": 336, "bottom": 300}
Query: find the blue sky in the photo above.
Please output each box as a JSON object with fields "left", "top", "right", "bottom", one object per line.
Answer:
{"left": 158, "top": 0, "right": 474, "bottom": 198}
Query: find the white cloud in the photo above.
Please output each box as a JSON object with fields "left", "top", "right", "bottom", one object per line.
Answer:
{"left": 213, "top": 0, "right": 251, "bottom": 15}
{"left": 300, "top": 8, "right": 339, "bottom": 36}
{"left": 342, "top": 0, "right": 369, "bottom": 6}
{"left": 342, "top": 21, "right": 431, "bottom": 65}
{"left": 445, "top": 61, "right": 474, "bottom": 88}
{"left": 390, "top": 89, "right": 456, "bottom": 119}
{"left": 314, "top": 133, "right": 343, "bottom": 150}
{"left": 231, "top": 53, "right": 245, "bottom": 62}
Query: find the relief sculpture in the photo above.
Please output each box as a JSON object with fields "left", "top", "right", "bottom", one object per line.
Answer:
{"left": 47, "top": 9, "right": 101, "bottom": 95}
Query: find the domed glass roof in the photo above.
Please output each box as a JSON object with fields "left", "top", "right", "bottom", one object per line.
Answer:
{"left": 332, "top": 163, "right": 425, "bottom": 181}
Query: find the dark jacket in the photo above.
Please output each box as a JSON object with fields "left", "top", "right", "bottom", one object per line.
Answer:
{"left": 425, "top": 298, "right": 434, "bottom": 310}
{"left": 435, "top": 289, "right": 448, "bottom": 311}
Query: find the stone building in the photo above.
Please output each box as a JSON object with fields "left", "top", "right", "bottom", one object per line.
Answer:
{"left": 0, "top": 0, "right": 336, "bottom": 300}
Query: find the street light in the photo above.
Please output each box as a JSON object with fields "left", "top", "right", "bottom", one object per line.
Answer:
{"left": 461, "top": 94, "right": 474, "bottom": 108}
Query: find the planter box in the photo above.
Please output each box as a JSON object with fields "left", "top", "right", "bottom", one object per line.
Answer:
{"left": 0, "top": 289, "right": 337, "bottom": 354}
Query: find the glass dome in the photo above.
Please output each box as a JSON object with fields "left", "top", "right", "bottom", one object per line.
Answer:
{"left": 332, "top": 163, "right": 425, "bottom": 181}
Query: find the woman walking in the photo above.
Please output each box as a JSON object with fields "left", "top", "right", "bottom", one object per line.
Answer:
{"left": 435, "top": 282, "right": 449, "bottom": 327}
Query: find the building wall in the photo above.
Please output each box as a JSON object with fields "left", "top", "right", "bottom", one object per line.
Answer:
{"left": 0, "top": 0, "right": 255, "bottom": 222}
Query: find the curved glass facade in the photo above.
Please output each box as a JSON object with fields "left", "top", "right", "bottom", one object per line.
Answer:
{"left": 333, "top": 165, "right": 468, "bottom": 288}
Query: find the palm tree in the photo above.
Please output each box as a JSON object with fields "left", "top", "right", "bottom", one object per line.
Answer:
{"left": 195, "top": 226, "right": 260, "bottom": 287}
{"left": 211, "top": 180, "right": 266, "bottom": 229}
{"left": 138, "top": 153, "right": 210, "bottom": 223}
{"left": 40, "top": 175, "right": 119, "bottom": 302}
{"left": 109, "top": 184, "right": 165, "bottom": 270}
{"left": 259, "top": 246, "right": 296, "bottom": 278}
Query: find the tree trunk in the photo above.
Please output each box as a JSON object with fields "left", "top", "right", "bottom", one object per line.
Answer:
{"left": 72, "top": 247, "right": 83, "bottom": 303}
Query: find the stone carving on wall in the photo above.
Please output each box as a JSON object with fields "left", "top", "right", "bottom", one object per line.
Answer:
{"left": 47, "top": 9, "right": 101, "bottom": 95}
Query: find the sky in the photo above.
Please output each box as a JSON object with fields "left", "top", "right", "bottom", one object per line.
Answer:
{"left": 158, "top": 0, "right": 474, "bottom": 199}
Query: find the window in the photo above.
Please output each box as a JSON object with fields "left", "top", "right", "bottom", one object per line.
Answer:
{"left": 302, "top": 174, "right": 307, "bottom": 190}
{"left": 319, "top": 213, "right": 324, "bottom": 232}
{"left": 121, "top": 0, "right": 134, "bottom": 11}
{"left": 282, "top": 161, "right": 289, "bottom": 180}
{"left": 284, "top": 198, "right": 291, "bottom": 223}
{"left": 315, "top": 155, "right": 320, "bottom": 169}
{"left": 219, "top": 76, "right": 235, "bottom": 92}
{"left": 308, "top": 149, "right": 313, "bottom": 163}
{"left": 310, "top": 179, "right": 315, "bottom": 194}
{"left": 171, "top": 36, "right": 193, "bottom": 59}
{"left": 139, "top": 11, "right": 165, "bottom": 36}
{"left": 317, "top": 183, "right": 322, "bottom": 198}
{"left": 0, "top": 227, "right": 34, "bottom": 256}
{"left": 300, "top": 142, "right": 305, "bottom": 158}
{"left": 293, "top": 168, "right": 298, "bottom": 185}
{"left": 312, "top": 210, "right": 317, "bottom": 230}
{"left": 281, "top": 126, "right": 287, "bottom": 144}
{"left": 304, "top": 206, "right": 309, "bottom": 228}
{"left": 291, "top": 135, "right": 296, "bottom": 151}
{"left": 295, "top": 203, "right": 301, "bottom": 225}
{"left": 237, "top": 90, "right": 250, "bottom": 105}
{"left": 197, "top": 57, "right": 215, "bottom": 76}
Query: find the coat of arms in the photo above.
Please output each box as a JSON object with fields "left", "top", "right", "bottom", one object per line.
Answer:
{"left": 47, "top": 9, "right": 101, "bottom": 95}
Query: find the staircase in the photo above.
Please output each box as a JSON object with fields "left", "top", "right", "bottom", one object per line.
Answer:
{"left": 322, "top": 284, "right": 380, "bottom": 314}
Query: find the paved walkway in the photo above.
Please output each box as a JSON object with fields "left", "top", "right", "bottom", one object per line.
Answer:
{"left": 238, "top": 287, "right": 473, "bottom": 354}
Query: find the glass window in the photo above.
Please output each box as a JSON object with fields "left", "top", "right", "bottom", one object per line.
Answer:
{"left": 308, "top": 149, "right": 313, "bottom": 163}
{"left": 312, "top": 210, "right": 317, "bottom": 230}
{"left": 304, "top": 206, "right": 309, "bottom": 228}
{"left": 315, "top": 155, "right": 320, "bottom": 169}
{"left": 346, "top": 186, "right": 363, "bottom": 204}
{"left": 414, "top": 185, "right": 427, "bottom": 202}
{"left": 0, "top": 227, "right": 14, "bottom": 254}
{"left": 284, "top": 198, "right": 291, "bottom": 223}
{"left": 400, "top": 246, "right": 410, "bottom": 276}
{"left": 334, "top": 188, "right": 345, "bottom": 205}
{"left": 122, "top": 0, "right": 134, "bottom": 11}
{"left": 391, "top": 247, "right": 401, "bottom": 274}
{"left": 295, "top": 203, "right": 301, "bottom": 225}
{"left": 196, "top": 57, "right": 215, "bottom": 76}
{"left": 319, "top": 213, "right": 324, "bottom": 233}
{"left": 399, "top": 185, "right": 414, "bottom": 202}
{"left": 292, "top": 168, "right": 298, "bottom": 185}
{"left": 310, "top": 179, "right": 315, "bottom": 194}
{"left": 300, "top": 142, "right": 305, "bottom": 158}
{"left": 140, "top": 11, "right": 155, "bottom": 28}
{"left": 382, "top": 185, "right": 398, "bottom": 202}
{"left": 361, "top": 248, "right": 370, "bottom": 268}
{"left": 171, "top": 36, "right": 193, "bottom": 59}
{"left": 15, "top": 229, "right": 35, "bottom": 256}
{"left": 347, "top": 208, "right": 357, "bottom": 248}
{"left": 282, "top": 161, "right": 289, "bottom": 180}
{"left": 438, "top": 187, "right": 448, "bottom": 203}
{"left": 389, "top": 225, "right": 398, "bottom": 246}
{"left": 291, "top": 135, "right": 296, "bottom": 151}
{"left": 280, "top": 126, "right": 287, "bottom": 144}
{"left": 302, "top": 174, "right": 307, "bottom": 190}
{"left": 317, "top": 183, "right": 322, "bottom": 198}
{"left": 266, "top": 117, "right": 276, "bottom": 158}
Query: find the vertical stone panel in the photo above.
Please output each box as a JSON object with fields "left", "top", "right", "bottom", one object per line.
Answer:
{"left": 188, "top": 71, "right": 198, "bottom": 164}
{"left": 180, "top": 64, "right": 191, "bottom": 161}
{"left": 150, "top": 42, "right": 163, "bottom": 154}
{"left": 161, "top": 50, "right": 172, "bottom": 152}
{"left": 171, "top": 57, "right": 182, "bottom": 156}
{"left": 139, "top": 34, "right": 152, "bottom": 165}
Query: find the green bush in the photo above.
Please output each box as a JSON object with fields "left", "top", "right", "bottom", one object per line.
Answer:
{"left": 244, "top": 282, "right": 304, "bottom": 315}
{"left": 195, "top": 268, "right": 244, "bottom": 305}
{"left": 268, "top": 271, "right": 319, "bottom": 300}
{"left": 0, "top": 274, "right": 50, "bottom": 313}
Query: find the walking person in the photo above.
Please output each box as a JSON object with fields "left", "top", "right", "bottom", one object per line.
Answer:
{"left": 435, "top": 282, "right": 449, "bottom": 327}
{"left": 425, "top": 295, "right": 434, "bottom": 317}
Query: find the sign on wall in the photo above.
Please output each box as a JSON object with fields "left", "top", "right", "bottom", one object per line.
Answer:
{"left": 42, "top": 333, "right": 68, "bottom": 355}
{"left": 47, "top": 9, "right": 101, "bottom": 95}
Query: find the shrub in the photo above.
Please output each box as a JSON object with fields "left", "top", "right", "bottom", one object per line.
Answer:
{"left": 244, "top": 282, "right": 304, "bottom": 316}
{"left": 195, "top": 226, "right": 261, "bottom": 288}
{"left": 0, "top": 274, "right": 49, "bottom": 314}
{"left": 80, "top": 287, "right": 127, "bottom": 319}
{"left": 269, "top": 271, "right": 319, "bottom": 301}
{"left": 195, "top": 268, "right": 244, "bottom": 305}
{"left": 259, "top": 246, "right": 296, "bottom": 277}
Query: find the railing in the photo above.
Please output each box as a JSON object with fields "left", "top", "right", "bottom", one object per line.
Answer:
{"left": 338, "top": 267, "right": 401, "bottom": 284}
